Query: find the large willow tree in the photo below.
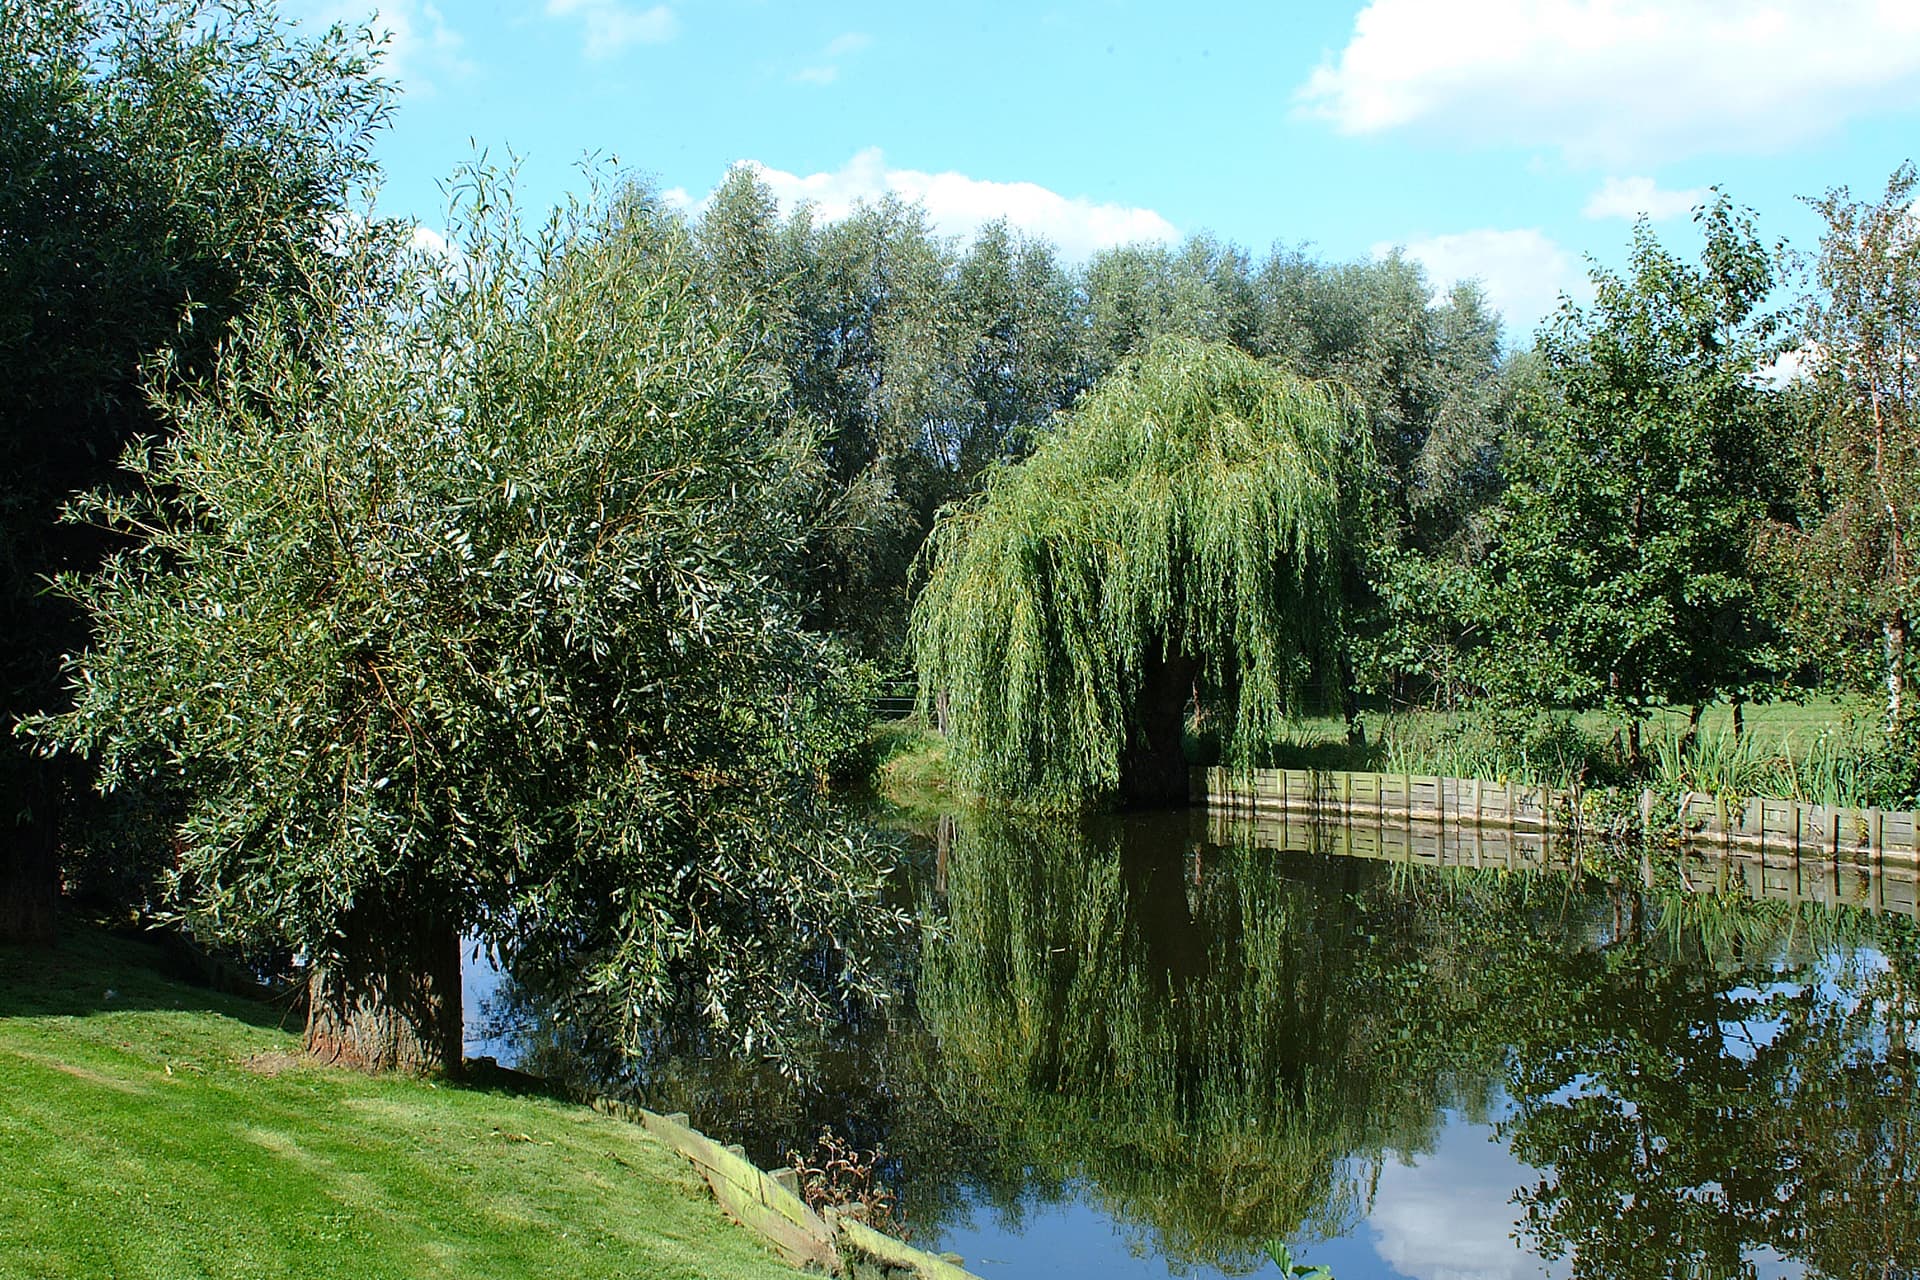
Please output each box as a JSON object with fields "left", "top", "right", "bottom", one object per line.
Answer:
{"left": 912, "top": 337, "right": 1355, "bottom": 806}
{"left": 35, "top": 176, "right": 910, "bottom": 1074}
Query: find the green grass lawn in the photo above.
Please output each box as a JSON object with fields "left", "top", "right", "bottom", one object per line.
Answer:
{"left": 1272, "top": 696, "right": 1872, "bottom": 763}
{"left": 0, "top": 928, "right": 804, "bottom": 1280}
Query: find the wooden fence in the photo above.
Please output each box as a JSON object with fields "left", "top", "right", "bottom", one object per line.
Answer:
{"left": 1203, "top": 806, "right": 1920, "bottom": 919}
{"left": 1190, "top": 765, "right": 1920, "bottom": 865}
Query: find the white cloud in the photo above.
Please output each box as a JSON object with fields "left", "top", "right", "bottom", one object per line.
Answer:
{"left": 1378, "top": 227, "right": 1590, "bottom": 340}
{"left": 1297, "top": 0, "right": 1920, "bottom": 163}
{"left": 1368, "top": 1123, "right": 1568, "bottom": 1280}
{"left": 545, "top": 0, "right": 677, "bottom": 60}
{"left": 287, "top": 0, "right": 473, "bottom": 92}
{"left": 406, "top": 224, "right": 455, "bottom": 259}
{"left": 1752, "top": 342, "right": 1819, "bottom": 389}
{"left": 824, "top": 32, "right": 872, "bottom": 58}
{"left": 793, "top": 31, "right": 872, "bottom": 87}
{"left": 691, "top": 148, "right": 1181, "bottom": 261}
{"left": 1583, "top": 175, "right": 1710, "bottom": 222}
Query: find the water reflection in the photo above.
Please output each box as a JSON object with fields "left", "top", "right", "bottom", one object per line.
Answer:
{"left": 471, "top": 809, "right": 1920, "bottom": 1278}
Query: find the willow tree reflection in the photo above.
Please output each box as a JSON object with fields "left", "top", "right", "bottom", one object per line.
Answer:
{"left": 918, "top": 810, "right": 1533, "bottom": 1269}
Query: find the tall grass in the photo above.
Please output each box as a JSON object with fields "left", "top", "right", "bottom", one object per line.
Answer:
{"left": 1375, "top": 712, "right": 1606, "bottom": 787}
{"left": 1253, "top": 704, "right": 1915, "bottom": 809}
{"left": 1255, "top": 709, "right": 1614, "bottom": 787}
{"left": 1646, "top": 721, "right": 1896, "bottom": 808}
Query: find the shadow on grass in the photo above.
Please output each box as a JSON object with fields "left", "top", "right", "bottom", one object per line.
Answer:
{"left": 456, "top": 1054, "right": 583, "bottom": 1104}
{"left": 1248, "top": 738, "right": 1386, "bottom": 773}
{"left": 0, "top": 921, "right": 295, "bottom": 1031}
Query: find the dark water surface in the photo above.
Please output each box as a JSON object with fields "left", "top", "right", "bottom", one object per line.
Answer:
{"left": 464, "top": 808, "right": 1920, "bottom": 1279}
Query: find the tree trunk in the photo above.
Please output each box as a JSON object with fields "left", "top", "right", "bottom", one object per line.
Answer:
{"left": 1119, "top": 642, "right": 1199, "bottom": 809}
{"left": 1679, "top": 702, "right": 1704, "bottom": 756}
{"left": 0, "top": 787, "right": 60, "bottom": 945}
{"left": 1888, "top": 611, "right": 1909, "bottom": 737}
{"left": 1731, "top": 696, "right": 1745, "bottom": 741}
{"left": 1339, "top": 648, "right": 1365, "bottom": 749}
{"left": 305, "top": 891, "right": 463, "bottom": 1075}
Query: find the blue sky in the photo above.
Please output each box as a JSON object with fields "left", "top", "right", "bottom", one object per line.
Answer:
{"left": 291, "top": 0, "right": 1920, "bottom": 342}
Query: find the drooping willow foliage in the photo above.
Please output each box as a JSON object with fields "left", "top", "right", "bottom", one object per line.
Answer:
{"left": 911, "top": 336, "right": 1358, "bottom": 805}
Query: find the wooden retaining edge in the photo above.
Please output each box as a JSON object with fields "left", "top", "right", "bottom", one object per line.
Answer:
{"left": 828, "top": 1210, "right": 978, "bottom": 1280}
{"left": 1202, "top": 806, "right": 1920, "bottom": 918}
{"left": 587, "top": 1095, "right": 980, "bottom": 1279}
{"left": 1190, "top": 765, "right": 1920, "bottom": 864}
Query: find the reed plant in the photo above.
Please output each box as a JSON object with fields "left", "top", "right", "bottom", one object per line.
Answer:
{"left": 1646, "top": 720, "right": 1906, "bottom": 808}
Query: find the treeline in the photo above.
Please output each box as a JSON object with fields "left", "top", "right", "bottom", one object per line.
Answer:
{"left": 6, "top": 0, "right": 1918, "bottom": 1069}
{"left": 679, "top": 169, "right": 1508, "bottom": 664}
{"left": 690, "top": 161, "right": 1920, "bottom": 802}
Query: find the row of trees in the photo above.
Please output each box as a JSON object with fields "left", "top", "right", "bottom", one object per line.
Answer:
{"left": 913, "top": 179, "right": 1920, "bottom": 804}
{"left": 8, "top": 0, "right": 1919, "bottom": 1067}
{"left": 680, "top": 169, "right": 1509, "bottom": 664}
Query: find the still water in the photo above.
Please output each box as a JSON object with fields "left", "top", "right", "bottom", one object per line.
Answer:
{"left": 465, "top": 808, "right": 1920, "bottom": 1279}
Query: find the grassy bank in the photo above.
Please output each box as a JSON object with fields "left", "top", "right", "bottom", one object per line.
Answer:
{"left": 0, "top": 928, "right": 802, "bottom": 1280}
{"left": 872, "top": 696, "right": 1913, "bottom": 810}
{"left": 865, "top": 719, "right": 958, "bottom": 817}
{"left": 1255, "top": 697, "right": 1909, "bottom": 807}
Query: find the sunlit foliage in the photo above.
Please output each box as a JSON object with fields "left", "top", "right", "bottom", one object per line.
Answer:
{"left": 911, "top": 338, "right": 1356, "bottom": 805}
{"left": 34, "top": 173, "right": 910, "bottom": 1070}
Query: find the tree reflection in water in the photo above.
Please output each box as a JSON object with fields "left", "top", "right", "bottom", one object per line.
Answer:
{"left": 477, "top": 808, "right": 1920, "bottom": 1278}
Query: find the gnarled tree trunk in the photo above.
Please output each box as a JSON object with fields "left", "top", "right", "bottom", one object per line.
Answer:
{"left": 305, "top": 891, "right": 462, "bottom": 1075}
{"left": 1119, "top": 643, "right": 1198, "bottom": 809}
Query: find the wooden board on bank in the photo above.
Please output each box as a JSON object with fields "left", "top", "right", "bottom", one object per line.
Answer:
{"left": 1192, "top": 765, "right": 1920, "bottom": 865}
{"left": 587, "top": 1094, "right": 983, "bottom": 1279}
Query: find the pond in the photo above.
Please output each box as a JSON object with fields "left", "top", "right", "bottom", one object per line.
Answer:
{"left": 464, "top": 807, "right": 1920, "bottom": 1279}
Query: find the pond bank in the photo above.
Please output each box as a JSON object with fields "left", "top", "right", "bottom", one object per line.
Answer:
{"left": 0, "top": 927, "right": 807, "bottom": 1280}
{"left": 1195, "top": 763, "right": 1920, "bottom": 867}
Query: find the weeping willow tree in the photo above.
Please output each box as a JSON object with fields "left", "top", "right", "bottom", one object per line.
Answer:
{"left": 912, "top": 337, "right": 1358, "bottom": 806}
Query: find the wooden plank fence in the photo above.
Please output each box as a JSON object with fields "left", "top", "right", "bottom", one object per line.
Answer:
{"left": 1191, "top": 765, "right": 1920, "bottom": 866}
{"left": 1204, "top": 805, "right": 1920, "bottom": 920}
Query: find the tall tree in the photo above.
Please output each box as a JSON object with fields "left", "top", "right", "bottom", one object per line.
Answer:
{"left": 0, "top": 0, "right": 392, "bottom": 942}
{"left": 946, "top": 220, "right": 1085, "bottom": 487}
{"left": 1251, "top": 250, "right": 1514, "bottom": 713}
{"left": 1787, "top": 162, "right": 1920, "bottom": 738}
{"left": 912, "top": 338, "right": 1356, "bottom": 807}
{"left": 35, "top": 180, "right": 909, "bottom": 1073}
{"left": 1468, "top": 197, "right": 1789, "bottom": 759}
{"left": 1080, "top": 236, "right": 1255, "bottom": 380}
{"left": 765, "top": 195, "right": 954, "bottom": 657}
{"left": 694, "top": 179, "right": 1090, "bottom": 664}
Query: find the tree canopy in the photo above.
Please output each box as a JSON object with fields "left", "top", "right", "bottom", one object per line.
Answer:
{"left": 1463, "top": 197, "right": 1790, "bottom": 753}
{"left": 1784, "top": 162, "right": 1920, "bottom": 737}
{"left": 0, "top": 0, "right": 392, "bottom": 942}
{"left": 911, "top": 337, "right": 1355, "bottom": 806}
{"left": 35, "top": 177, "right": 909, "bottom": 1072}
